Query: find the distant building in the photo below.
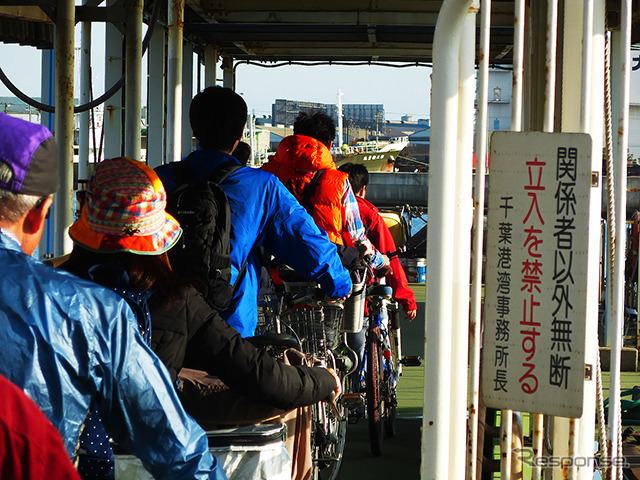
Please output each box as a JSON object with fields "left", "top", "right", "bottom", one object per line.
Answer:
{"left": 271, "top": 98, "right": 385, "bottom": 130}
{"left": 272, "top": 99, "right": 327, "bottom": 125}
{"left": 486, "top": 69, "right": 512, "bottom": 132}
{"left": 0, "top": 96, "right": 41, "bottom": 123}
{"left": 342, "top": 104, "right": 384, "bottom": 127}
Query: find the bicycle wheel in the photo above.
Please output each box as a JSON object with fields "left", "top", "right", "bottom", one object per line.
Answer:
{"left": 311, "top": 398, "right": 347, "bottom": 480}
{"left": 384, "top": 331, "right": 399, "bottom": 439}
{"left": 366, "top": 327, "right": 384, "bottom": 456}
{"left": 384, "top": 393, "right": 397, "bottom": 439}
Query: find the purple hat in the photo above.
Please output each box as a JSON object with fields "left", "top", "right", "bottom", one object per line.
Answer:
{"left": 0, "top": 113, "right": 59, "bottom": 196}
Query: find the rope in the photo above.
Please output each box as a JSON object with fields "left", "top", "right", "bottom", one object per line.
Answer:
{"left": 595, "top": 345, "right": 609, "bottom": 476}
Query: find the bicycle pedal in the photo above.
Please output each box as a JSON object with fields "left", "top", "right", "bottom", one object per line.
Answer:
{"left": 399, "top": 355, "right": 422, "bottom": 367}
{"left": 342, "top": 393, "right": 365, "bottom": 410}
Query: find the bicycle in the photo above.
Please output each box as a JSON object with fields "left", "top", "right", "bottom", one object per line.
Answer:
{"left": 342, "top": 261, "right": 420, "bottom": 457}
{"left": 259, "top": 272, "right": 358, "bottom": 480}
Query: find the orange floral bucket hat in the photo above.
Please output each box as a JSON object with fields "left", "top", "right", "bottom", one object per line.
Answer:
{"left": 69, "top": 157, "right": 182, "bottom": 255}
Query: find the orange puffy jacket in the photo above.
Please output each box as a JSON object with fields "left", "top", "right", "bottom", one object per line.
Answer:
{"left": 262, "top": 135, "right": 349, "bottom": 245}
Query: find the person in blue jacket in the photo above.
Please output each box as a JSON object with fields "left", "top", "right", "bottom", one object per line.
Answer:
{"left": 156, "top": 87, "right": 352, "bottom": 337}
{"left": 0, "top": 112, "right": 224, "bottom": 480}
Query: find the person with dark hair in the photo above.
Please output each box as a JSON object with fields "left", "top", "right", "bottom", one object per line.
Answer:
{"left": 262, "top": 110, "right": 391, "bottom": 273}
{"left": 337, "top": 162, "right": 417, "bottom": 396}
{"left": 232, "top": 141, "right": 251, "bottom": 166}
{"left": 156, "top": 87, "right": 352, "bottom": 338}
{"left": 0, "top": 112, "right": 223, "bottom": 480}
{"left": 62, "top": 157, "right": 342, "bottom": 480}
{"left": 337, "top": 163, "right": 417, "bottom": 320}
{"left": 291, "top": 109, "right": 336, "bottom": 147}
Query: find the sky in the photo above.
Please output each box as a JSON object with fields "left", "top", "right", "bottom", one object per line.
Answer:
{"left": 0, "top": 24, "right": 432, "bottom": 122}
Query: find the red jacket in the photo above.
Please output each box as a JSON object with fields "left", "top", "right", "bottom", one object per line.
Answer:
{"left": 355, "top": 196, "right": 418, "bottom": 314}
{"left": 263, "top": 135, "right": 349, "bottom": 245}
{"left": 0, "top": 374, "right": 81, "bottom": 480}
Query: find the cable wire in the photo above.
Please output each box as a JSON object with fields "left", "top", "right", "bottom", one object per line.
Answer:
{"left": 0, "top": 0, "right": 161, "bottom": 114}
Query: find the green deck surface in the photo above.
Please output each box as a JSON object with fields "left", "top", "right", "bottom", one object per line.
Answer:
{"left": 336, "top": 283, "right": 640, "bottom": 479}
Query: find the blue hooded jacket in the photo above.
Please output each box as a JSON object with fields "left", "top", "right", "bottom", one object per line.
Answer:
{"left": 0, "top": 233, "right": 225, "bottom": 480}
{"left": 156, "top": 150, "right": 352, "bottom": 337}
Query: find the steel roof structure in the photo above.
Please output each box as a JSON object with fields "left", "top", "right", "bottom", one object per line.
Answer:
{"left": 1, "top": 1, "right": 638, "bottom": 65}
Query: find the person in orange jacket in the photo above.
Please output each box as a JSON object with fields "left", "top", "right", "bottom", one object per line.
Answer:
{"left": 338, "top": 162, "right": 417, "bottom": 320}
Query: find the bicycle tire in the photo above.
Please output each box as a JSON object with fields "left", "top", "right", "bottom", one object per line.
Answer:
{"left": 310, "top": 396, "right": 347, "bottom": 480}
{"left": 384, "top": 396, "right": 397, "bottom": 439}
{"left": 366, "top": 327, "right": 384, "bottom": 456}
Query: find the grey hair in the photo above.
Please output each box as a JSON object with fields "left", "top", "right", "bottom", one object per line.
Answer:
{"left": 0, "top": 190, "right": 42, "bottom": 223}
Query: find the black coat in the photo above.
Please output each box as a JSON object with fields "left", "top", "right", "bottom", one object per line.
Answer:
{"left": 149, "top": 286, "right": 336, "bottom": 411}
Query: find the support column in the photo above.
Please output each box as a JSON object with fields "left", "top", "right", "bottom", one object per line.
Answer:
{"left": 422, "top": 1, "right": 473, "bottom": 478}
{"left": 78, "top": 5, "right": 91, "bottom": 182}
{"left": 166, "top": 0, "right": 185, "bottom": 164}
{"left": 222, "top": 56, "right": 234, "bottom": 90}
{"left": 147, "top": 25, "right": 165, "bottom": 168}
{"left": 53, "top": 0, "right": 75, "bottom": 256}
{"left": 38, "top": 49, "right": 55, "bottom": 259}
{"left": 555, "top": 1, "right": 604, "bottom": 479}
{"left": 124, "top": 0, "right": 143, "bottom": 160}
{"left": 204, "top": 45, "right": 218, "bottom": 88}
{"left": 104, "top": 0, "right": 123, "bottom": 159}
{"left": 181, "top": 42, "right": 193, "bottom": 156}
{"left": 449, "top": 8, "right": 476, "bottom": 478}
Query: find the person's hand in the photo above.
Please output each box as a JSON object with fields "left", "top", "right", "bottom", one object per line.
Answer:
{"left": 375, "top": 255, "right": 393, "bottom": 277}
{"left": 324, "top": 293, "right": 350, "bottom": 303}
{"left": 326, "top": 368, "right": 342, "bottom": 398}
{"left": 405, "top": 309, "right": 417, "bottom": 321}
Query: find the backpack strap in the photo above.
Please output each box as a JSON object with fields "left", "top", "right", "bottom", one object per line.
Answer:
{"left": 170, "top": 160, "right": 242, "bottom": 187}
{"left": 208, "top": 161, "right": 243, "bottom": 185}
{"left": 299, "top": 169, "right": 326, "bottom": 214}
{"left": 170, "top": 160, "right": 196, "bottom": 186}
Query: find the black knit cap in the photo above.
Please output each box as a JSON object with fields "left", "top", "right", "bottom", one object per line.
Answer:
{"left": 0, "top": 113, "right": 59, "bottom": 196}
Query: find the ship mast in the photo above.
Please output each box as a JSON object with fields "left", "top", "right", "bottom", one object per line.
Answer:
{"left": 337, "top": 88, "right": 343, "bottom": 148}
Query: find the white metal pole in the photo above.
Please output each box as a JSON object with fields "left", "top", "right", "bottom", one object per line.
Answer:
{"left": 104, "top": 0, "right": 123, "bottom": 159}
{"left": 38, "top": 50, "right": 55, "bottom": 259}
{"left": 511, "top": 0, "right": 525, "bottom": 133}
{"left": 450, "top": 7, "right": 477, "bottom": 479}
{"left": 542, "top": 0, "right": 558, "bottom": 134}
{"left": 531, "top": 2, "right": 559, "bottom": 478}
{"left": 423, "top": 1, "right": 473, "bottom": 478}
{"left": 555, "top": 1, "right": 604, "bottom": 479}
{"left": 78, "top": 6, "right": 91, "bottom": 181}
{"left": 147, "top": 25, "right": 165, "bottom": 168}
{"left": 467, "top": 2, "right": 491, "bottom": 477}
{"left": 181, "top": 42, "right": 193, "bottom": 157}
{"left": 337, "top": 88, "right": 344, "bottom": 148}
{"left": 166, "top": 0, "right": 185, "bottom": 164}
{"left": 608, "top": 1, "right": 632, "bottom": 478}
{"left": 54, "top": 0, "right": 75, "bottom": 257}
{"left": 561, "top": 2, "right": 595, "bottom": 478}
{"left": 222, "top": 56, "right": 235, "bottom": 90}
{"left": 500, "top": 2, "right": 525, "bottom": 477}
{"left": 580, "top": 0, "right": 594, "bottom": 134}
{"left": 249, "top": 113, "right": 256, "bottom": 166}
{"left": 124, "top": 0, "right": 143, "bottom": 160}
{"left": 204, "top": 46, "right": 218, "bottom": 88}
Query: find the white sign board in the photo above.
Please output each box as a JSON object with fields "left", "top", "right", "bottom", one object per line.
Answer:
{"left": 481, "top": 131, "right": 593, "bottom": 418}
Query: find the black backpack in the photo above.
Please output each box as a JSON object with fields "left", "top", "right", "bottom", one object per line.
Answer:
{"left": 165, "top": 161, "right": 243, "bottom": 312}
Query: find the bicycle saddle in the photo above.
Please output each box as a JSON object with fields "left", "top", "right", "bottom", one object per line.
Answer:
{"left": 246, "top": 331, "right": 302, "bottom": 351}
{"left": 367, "top": 284, "right": 393, "bottom": 298}
{"left": 278, "top": 265, "right": 312, "bottom": 283}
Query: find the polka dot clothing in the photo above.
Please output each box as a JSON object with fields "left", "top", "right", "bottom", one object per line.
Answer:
{"left": 77, "top": 273, "right": 153, "bottom": 480}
